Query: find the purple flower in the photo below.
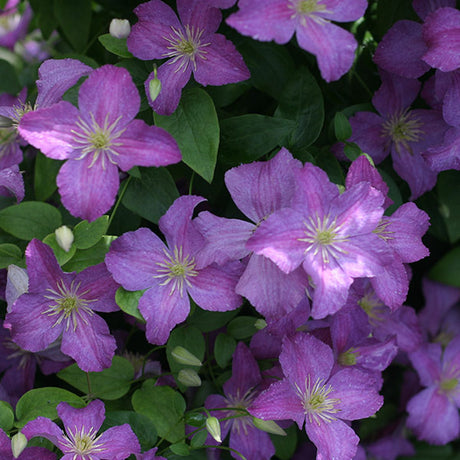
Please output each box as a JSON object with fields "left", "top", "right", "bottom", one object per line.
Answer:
{"left": 0, "top": 165, "right": 24, "bottom": 203}
{"left": 205, "top": 342, "right": 276, "bottom": 460}
{"left": 5, "top": 239, "right": 120, "bottom": 372}
{"left": 0, "top": 427, "right": 56, "bottom": 459}
{"left": 227, "top": 0, "right": 367, "bottom": 82}
{"left": 105, "top": 195, "right": 242, "bottom": 345}
{"left": 18, "top": 64, "right": 181, "bottom": 221}
{"left": 249, "top": 332, "right": 383, "bottom": 460}
{"left": 0, "top": 0, "right": 32, "bottom": 50}
{"left": 22, "top": 399, "right": 140, "bottom": 459}
{"left": 136, "top": 447, "right": 167, "bottom": 460}
{"left": 127, "top": 0, "right": 250, "bottom": 115}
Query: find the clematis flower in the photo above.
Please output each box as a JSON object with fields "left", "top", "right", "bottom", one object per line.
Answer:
{"left": 249, "top": 332, "right": 383, "bottom": 460}
{"left": 0, "top": 0, "right": 32, "bottom": 51}
{"left": 0, "top": 427, "right": 56, "bottom": 459}
{"left": 18, "top": 64, "right": 181, "bottom": 221}
{"left": 105, "top": 195, "right": 242, "bottom": 345}
{"left": 22, "top": 399, "right": 140, "bottom": 460}
{"left": 0, "top": 165, "right": 24, "bottom": 203}
{"left": 127, "top": 0, "right": 250, "bottom": 115}
{"left": 226, "top": 0, "right": 367, "bottom": 82}
{"left": 5, "top": 239, "right": 120, "bottom": 372}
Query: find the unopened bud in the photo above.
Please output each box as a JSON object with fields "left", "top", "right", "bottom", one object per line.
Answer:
{"left": 171, "top": 346, "right": 202, "bottom": 367}
{"left": 55, "top": 225, "right": 74, "bottom": 252}
{"left": 148, "top": 66, "right": 161, "bottom": 103}
{"left": 11, "top": 432, "right": 27, "bottom": 458}
{"left": 178, "top": 368, "right": 201, "bottom": 387}
{"left": 109, "top": 19, "right": 131, "bottom": 39}
{"left": 206, "top": 416, "right": 222, "bottom": 443}
{"left": 252, "top": 417, "right": 286, "bottom": 436}
{"left": 254, "top": 319, "right": 267, "bottom": 330}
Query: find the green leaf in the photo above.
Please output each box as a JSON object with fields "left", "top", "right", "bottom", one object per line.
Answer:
{"left": 43, "top": 233, "right": 76, "bottom": 265}
{"left": 275, "top": 66, "right": 324, "bottom": 149}
{"left": 34, "top": 153, "right": 61, "bottom": 201}
{"left": 0, "top": 243, "right": 22, "bottom": 269}
{"left": 0, "top": 401, "right": 14, "bottom": 431}
{"left": 122, "top": 167, "right": 179, "bottom": 224}
{"left": 0, "top": 59, "right": 21, "bottom": 94}
{"left": 98, "top": 33, "right": 133, "bottom": 58}
{"left": 54, "top": 0, "right": 92, "bottom": 52}
{"left": 400, "top": 442, "right": 453, "bottom": 460}
{"left": 154, "top": 88, "right": 219, "bottom": 183}
{"left": 190, "top": 429, "right": 207, "bottom": 448}
{"left": 62, "top": 236, "right": 115, "bottom": 272}
{"left": 334, "top": 112, "right": 352, "bottom": 141}
{"left": 73, "top": 215, "right": 109, "bottom": 249}
{"left": 115, "top": 287, "right": 146, "bottom": 322}
{"left": 15, "top": 388, "right": 85, "bottom": 428}
{"left": 227, "top": 316, "right": 259, "bottom": 340}
{"left": 188, "top": 306, "right": 240, "bottom": 333}
{"left": 132, "top": 380, "right": 186, "bottom": 443}
{"left": 102, "top": 411, "right": 157, "bottom": 451}
{"left": 437, "top": 171, "right": 460, "bottom": 244}
{"left": 429, "top": 246, "right": 460, "bottom": 287}
{"left": 0, "top": 202, "right": 62, "bottom": 241}
{"left": 57, "top": 356, "right": 134, "bottom": 400}
{"left": 29, "top": 0, "right": 57, "bottom": 39}
{"left": 271, "top": 425, "right": 298, "bottom": 460}
{"left": 170, "top": 443, "right": 191, "bottom": 456}
{"left": 219, "top": 115, "right": 296, "bottom": 165}
{"left": 214, "top": 333, "right": 236, "bottom": 369}
{"left": 166, "top": 326, "right": 205, "bottom": 375}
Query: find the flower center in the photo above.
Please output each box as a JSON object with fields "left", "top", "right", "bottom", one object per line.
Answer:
{"left": 225, "top": 389, "right": 256, "bottom": 435}
{"left": 11, "top": 101, "right": 33, "bottom": 128}
{"left": 358, "top": 291, "right": 386, "bottom": 325}
{"left": 440, "top": 377, "right": 458, "bottom": 393}
{"left": 338, "top": 348, "right": 358, "bottom": 366}
{"left": 381, "top": 109, "right": 424, "bottom": 155}
{"left": 43, "top": 279, "right": 96, "bottom": 331}
{"left": 373, "top": 218, "right": 394, "bottom": 241}
{"left": 162, "top": 25, "right": 211, "bottom": 72}
{"left": 288, "top": 0, "right": 328, "bottom": 25}
{"left": 153, "top": 246, "right": 199, "bottom": 297}
{"left": 297, "top": 214, "right": 348, "bottom": 265}
{"left": 61, "top": 426, "right": 105, "bottom": 457}
{"left": 296, "top": 376, "right": 340, "bottom": 425}
{"left": 71, "top": 113, "right": 125, "bottom": 169}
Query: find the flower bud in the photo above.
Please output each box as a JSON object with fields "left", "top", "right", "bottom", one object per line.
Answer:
{"left": 109, "top": 19, "right": 131, "bottom": 39}
{"left": 55, "top": 225, "right": 74, "bottom": 252}
{"left": 206, "top": 416, "right": 222, "bottom": 443}
{"left": 148, "top": 66, "right": 161, "bottom": 103}
{"left": 178, "top": 369, "right": 201, "bottom": 387}
{"left": 254, "top": 318, "right": 267, "bottom": 330}
{"left": 11, "top": 432, "right": 27, "bottom": 458}
{"left": 252, "top": 417, "right": 287, "bottom": 436}
{"left": 171, "top": 346, "right": 202, "bottom": 367}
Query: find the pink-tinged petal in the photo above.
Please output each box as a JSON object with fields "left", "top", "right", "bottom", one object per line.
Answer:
{"left": 225, "top": 147, "right": 302, "bottom": 223}
{"left": 0, "top": 138, "right": 23, "bottom": 170}
{"left": 0, "top": 165, "right": 24, "bottom": 203}
{"left": 236, "top": 255, "right": 309, "bottom": 320}
{"left": 442, "top": 334, "right": 460, "bottom": 371}
{"left": 305, "top": 418, "right": 359, "bottom": 460}
{"left": 97, "top": 424, "right": 141, "bottom": 459}
{"left": 138, "top": 286, "right": 190, "bottom": 345}
{"left": 224, "top": 342, "right": 261, "bottom": 397}
{"left": 57, "top": 157, "right": 119, "bottom": 222}
{"left": 246, "top": 208, "right": 307, "bottom": 274}
{"left": 328, "top": 368, "right": 383, "bottom": 420}
{"left": 127, "top": 0, "right": 182, "bottom": 60}
{"left": 349, "top": 111, "right": 388, "bottom": 164}
{"left": 226, "top": 0, "right": 295, "bottom": 44}
{"left": 18, "top": 101, "right": 80, "bottom": 160}
{"left": 105, "top": 228, "right": 167, "bottom": 291}
{"left": 177, "top": 0, "right": 222, "bottom": 33}
{"left": 422, "top": 7, "right": 460, "bottom": 72}
{"left": 408, "top": 342, "right": 442, "bottom": 386}
{"left": 374, "top": 20, "right": 430, "bottom": 78}
{"left": 412, "top": 0, "right": 455, "bottom": 20}
{"left": 74, "top": 263, "right": 119, "bottom": 313}
{"left": 22, "top": 417, "right": 63, "bottom": 446}
{"left": 229, "top": 423, "right": 275, "bottom": 460}
{"left": 424, "top": 127, "right": 460, "bottom": 172}
{"left": 443, "top": 79, "right": 460, "bottom": 126}
{"left": 60, "top": 312, "right": 116, "bottom": 372}
{"left": 280, "top": 333, "right": 334, "bottom": 389}
{"left": 35, "top": 58, "right": 93, "bottom": 108}
{"left": 78, "top": 65, "right": 139, "bottom": 128}
{"left": 354, "top": 337, "right": 399, "bottom": 372}
{"left": 146, "top": 61, "right": 191, "bottom": 116}
{"left": 407, "top": 387, "right": 460, "bottom": 444}
{"left": 319, "top": 0, "right": 367, "bottom": 21}
{"left": 159, "top": 195, "right": 206, "bottom": 255}
{"left": 194, "top": 212, "right": 254, "bottom": 268}
{"left": 296, "top": 19, "right": 357, "bottom": 82}
{"left": 58, "top": 400, "right": 105, "bottom": 434}
{"left": 115, "top": 120, "right": 181, "bottom": 171}
{"left": 193, "top": 34, "right": 250, "bottom": 86}
{"left": 15, "top": 446, "right": 57, "bottom": 459}
{"left": 249, "top": 379, "right": 305, "bottom": 428}
{"left": 188, "top": 262, "right": 242, "bottom": 312}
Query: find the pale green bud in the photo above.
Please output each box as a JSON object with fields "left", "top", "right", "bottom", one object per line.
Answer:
{"left": 148, "top": 66, "right": 161, "bottom": 103}
{"left": 109, "top": 19, "right": 131, "bottom": 39}
{"left": 171, "top": 346, "right": 202, "bottom": 367}
{"left": 178, "top": 369, "right": 202, "bottom": 387}
{"left": 11, "top": 432, "right": 27, "bottom": 458}
{"left": 55, "top": 225, "right": 74, "bottom": 252}
{"left": 206, "top": 416, "right": 222, "bottom": 443}
{"left": 254, "top": 318, "right": 267, "bottom": 330}
{"left": 252, "top": 417, "right": 287, "bottom": 436}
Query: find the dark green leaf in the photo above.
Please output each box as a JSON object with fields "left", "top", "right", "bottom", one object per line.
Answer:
{"left": 0, "top": 243, "right": 22, "bottom": 269}
{"left": 0, "top": 401, "right": 14, "bottom": 431}
{"left": 73, "top": 215, "right": 109, "bottom": 249}
{"left": 62, "top": 236, "right": 115, "bottom": 272}
{"left": 115, "top": 287, "right": 145, "bottom": 322}
{"left": 334, "top": 112, "right": 352, "bottom": 141}
{"left": 271, "top": 425, "right": 298, "bottom": 460}
{"left": 122, "top": 167, "right": 179, "bottom": 223}
{"left": 429, "top": 246, "right": 460, "bottom": 287}
{"left": 154, "top": 88, "right": 219, "bottom": 183}
{"left": 0, "top": 201, "right": 62, "bottom": 240}
{"left": 188, "top": 306, "right": 240, "bottom": 333}
{"left": 214, "top": 333, "right": 236, "bottom": 369}
{"left": 166, "top": 326, "right": 205, "bottom": 375}
{"left": 43, "top": 233, "right": 76, "bottom": 265}
{"left": 98, "top": 34, "right": 133, "bottom": 58}
{"left": 227, "top": 316, "right": 258, "bottom": 340}
{"left": 29, "top": 0, "right": 57, "bottom": 39}
{"left": 437, "top": 171, "right": 460, "bottom": 244}
{"left": 34, "top": 153, "right": 61, "bottom": 201}
{"left": 0, "top": 59, "right": 21, "bottom": 94}
{"left": 190, "top": 429, "right": 207, "bottom": 448}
